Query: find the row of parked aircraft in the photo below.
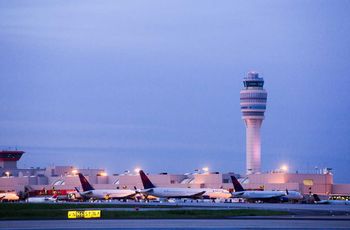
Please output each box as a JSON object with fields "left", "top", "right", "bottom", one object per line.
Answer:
{"left": 0, "top": 191, "right": 59, "bottom": 203}
{"left": 72, "top": 170, "right": 302, "bottom": 203}
{"left": 1, "top": 170, "right": 346, "bottom": 204}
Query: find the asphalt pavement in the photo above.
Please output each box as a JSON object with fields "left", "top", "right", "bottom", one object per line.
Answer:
{"left": 1, "top": 218, "right": 350, "bottom": 229}
{"left": 2, "top": 201, "right": 350, "bottom": 229}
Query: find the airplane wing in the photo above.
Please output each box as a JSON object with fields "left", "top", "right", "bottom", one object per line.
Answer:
{"left": 264, "top": 194, "right": 285, "bottom": 199}
{"left": 109, "top": 191, "right": 137, "bottom": 199}
{"left": 139, "top": 188, "right": 153, "bottom": 193}
{"left": 125, "top": 192, "right": 137, "bottom": 199}
{"left": 82, "top": 191, "right": 93, "bottom": 195}
{"left": 107, "top": 190, "right": 140, "bottom": 199}
{"left": 190, "top": 191, "right": 206, "bottom": 199}
{"left": 164, "top": 191, "right": 206, "bottom": 199}
{"left": 74, "top": 187, "right": 92, "bottom": 198}
{"left": 232, "top": 192, "right": 245, "bottom": 197}
{"left": 315, "top": 200, "right": 329, "bottom": 204}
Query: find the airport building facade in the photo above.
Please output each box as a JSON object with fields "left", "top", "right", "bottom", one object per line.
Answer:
{"left": 1, "top": 150, "right": 349, "bottom": 196}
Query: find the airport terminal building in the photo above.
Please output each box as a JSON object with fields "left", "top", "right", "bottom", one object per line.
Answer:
{"left": 0, "top": 150, "right": 349, "bottom": 197}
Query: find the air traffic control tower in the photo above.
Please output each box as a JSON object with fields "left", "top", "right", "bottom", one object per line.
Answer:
{"left": 240, "top": 72, "right": 267, "bottom": 175}
{"left": 0, "top": 150, "right": 25, "bottom": 169}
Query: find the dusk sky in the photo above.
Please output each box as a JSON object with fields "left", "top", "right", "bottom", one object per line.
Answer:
{"left": 1, "top": 1, "right": 349, "bottom": 182}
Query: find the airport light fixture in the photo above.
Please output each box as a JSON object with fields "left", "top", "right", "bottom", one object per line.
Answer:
{"left": 202, "top": 167, "right": 209, "bottom": 173}
{"left": 5, "top": 171, "right": 10, "bottom": 177}
{"left": 280, "top": 165, "right": 288, "bottom": 172}
{"left": 100, "top": 172, "right": 108, "bottom": 176}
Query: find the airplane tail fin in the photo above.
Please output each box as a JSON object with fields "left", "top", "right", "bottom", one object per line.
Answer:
{"left": 78, "top": 173, "right": 95, "bottom": 191}
{"left": 312, "top": 194, "right": 321, "bottom": 202}
{"left": 230, "top": 176, "right": 244, "bottom": 192}
{"left": 139, "top": 170, "right": 155, "bottom": 189}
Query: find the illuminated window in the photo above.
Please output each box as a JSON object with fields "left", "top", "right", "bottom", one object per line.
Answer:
{"left": 303, "top": 179, "right": 313, "bottom": 186}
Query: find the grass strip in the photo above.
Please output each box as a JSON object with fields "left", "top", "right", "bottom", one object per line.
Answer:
{"left": 102, "top": 209, "right": 289, "bottom": 219}
{"left": 0, "top": 205, "right": 289, "bottom": 220}
{"left": 0, "top": 203, "right": 178, "bottom": 210}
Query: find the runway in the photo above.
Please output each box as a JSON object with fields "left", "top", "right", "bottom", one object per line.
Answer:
{"left": 1, "top": 217, "right": 350, "bottom": 229}
{"left": 72, "top": 200, "right": 350, "bottom": 215}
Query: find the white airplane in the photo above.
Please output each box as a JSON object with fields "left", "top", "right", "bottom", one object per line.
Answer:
{"left": 0, "top": 192, "right": 19, "bottom": 202}
{"left": 75, "top": 173, "right": 136, "bottom": 200}
{"left": 138, "top": 170, "right": 231, "bottom": 199}
{"left": 231, "top": 176, "right": 303, "bottom": 202}
{"left": 201, "top": 188, "right": 232, "bottom": 199}
{"left": 313, "top": 194, "right": 350, "bottom": 205}
{"left": 26, "top": 194, "right": 58, "bottom": 203}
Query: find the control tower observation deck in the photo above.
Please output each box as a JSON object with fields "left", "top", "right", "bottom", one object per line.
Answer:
{"left": 0, "top": 150, "right": 25, "bottom": 169}
{"left": 240, "top": 72, "right": 267, "bottom": 175}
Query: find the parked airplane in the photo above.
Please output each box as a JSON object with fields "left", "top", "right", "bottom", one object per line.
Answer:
{"left": 26, "top": 194, "right": 58, "bottom": 203}
{"left": 202, "top": 188, "right": 232, "bottom": 199}
{"left": 138, "top": 170, "right": 231, "bottom": 199}
{"left": 76, "top": 173, "right": 136, "bottom": 200}
{"left": 313, "top": 194, "right": 350, "bottom": 205}
{"left": 0, "top": 192, "right": 19, "bottom": 202}
{"left": 231, "top": 176, "right": 303, "bottom": 202}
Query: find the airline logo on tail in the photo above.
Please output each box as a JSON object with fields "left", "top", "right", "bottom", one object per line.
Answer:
{"left": 78, "top": 173, "right": 95, "bottom": 191}
{"left": 139, "top": 170, "right": 155, "bottom": 189}
{"left": 230, "top": 176, "right": 244, "bottom": 192}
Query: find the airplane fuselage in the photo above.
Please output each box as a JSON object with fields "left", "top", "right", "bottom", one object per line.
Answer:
{"left": 0, "top": 192, "right": 19, "bottom": 201}
{"left": 81, "top": 189, "right": 135, "bottom": 200}
{"left": 26, "top": 197, "right": 56, "bottom": 203}
{"left": 141, "top": 187, "right": 231, "bottom": 199}
{"left": 202, "top": 188, "right": 232, "bottom": 199}
{"left": 142, "top": 187, "right": 206, "bottom": 199}
{"left": 316, "top": 200, "right": 350, "bottom": 205}
{"left": 232, "top": 190, "right": 286, "bottom": 199}
{"left": 138, "top": 170, "right": 231, "bottom": 200}
{"left": 232, "top": 190, "right": 303, "bottom": 201}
